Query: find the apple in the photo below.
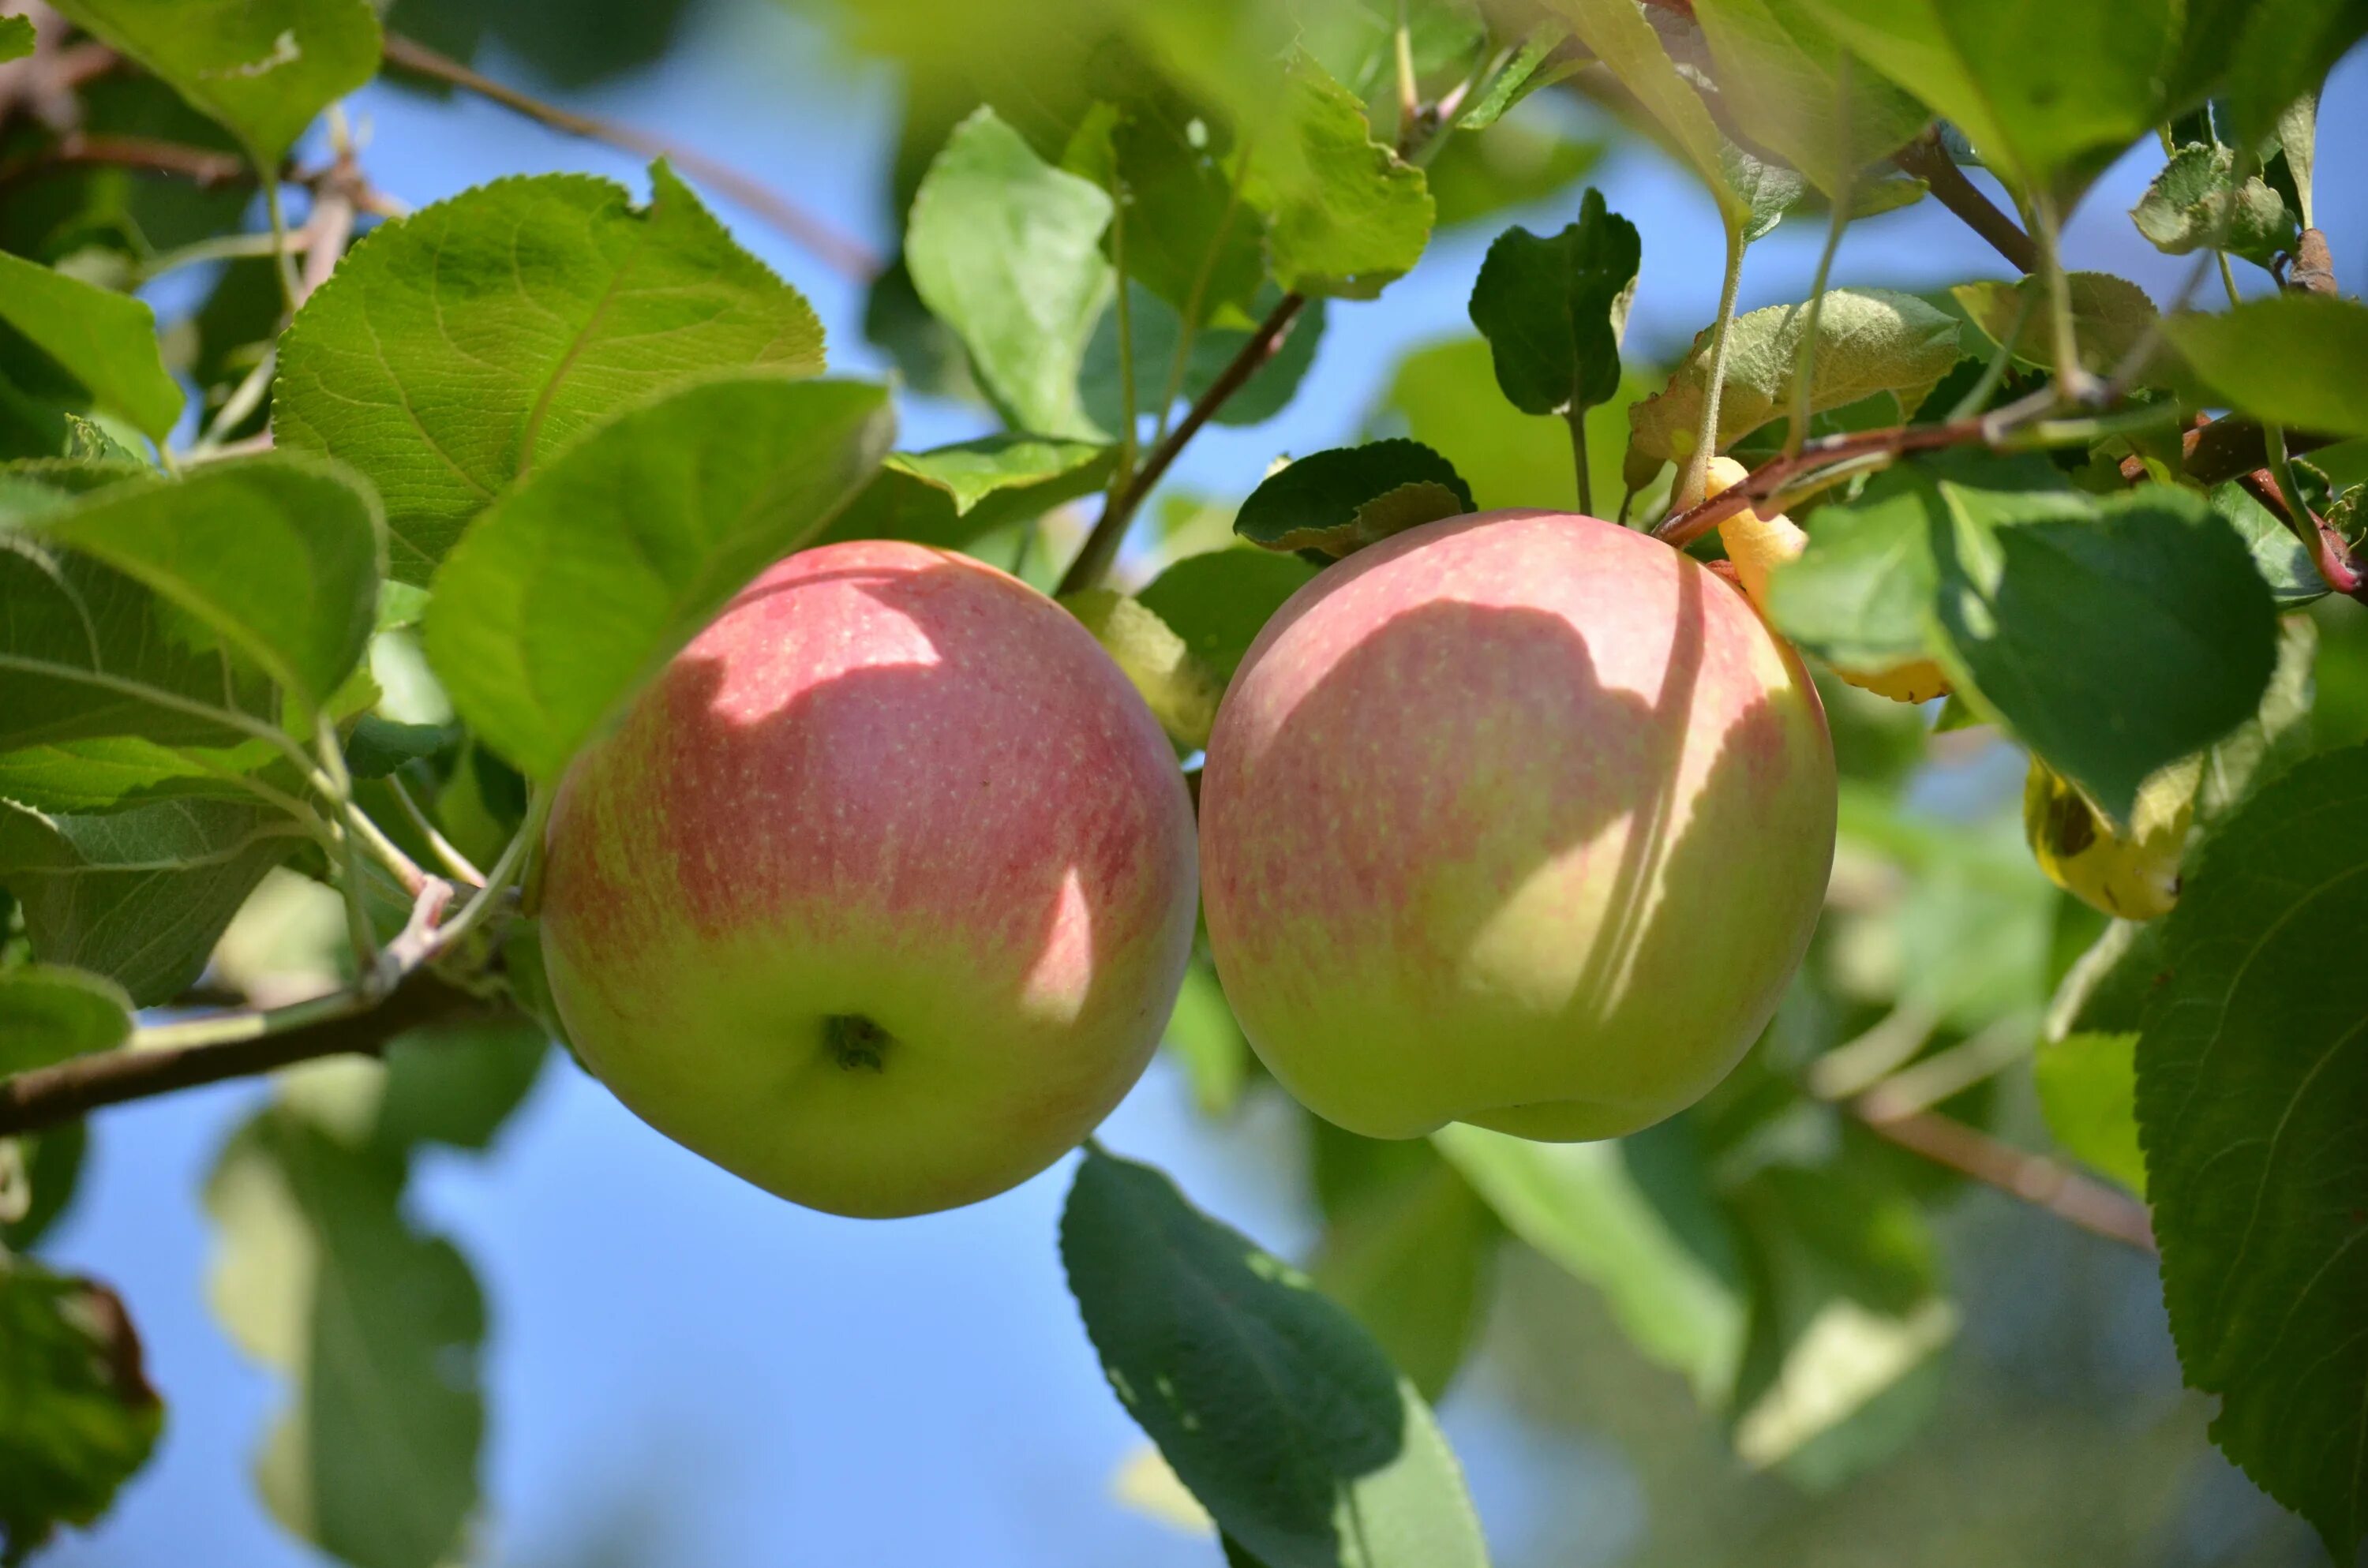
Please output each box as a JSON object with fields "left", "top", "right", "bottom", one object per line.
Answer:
{"left": 537, "top": 541, "right": 1199, "bottom": 1218}
{"left": 1198, "top": 510, "right": 1836, "bottom": 1142}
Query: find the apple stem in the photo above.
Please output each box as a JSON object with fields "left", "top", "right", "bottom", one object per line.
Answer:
{"left": 824, "top": 1014, "right": 892, "bottom": 1072}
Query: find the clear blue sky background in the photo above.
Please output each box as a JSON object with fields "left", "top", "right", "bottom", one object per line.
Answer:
{"left": 37, "top": 5, "right": 2367, "bottom": 1565}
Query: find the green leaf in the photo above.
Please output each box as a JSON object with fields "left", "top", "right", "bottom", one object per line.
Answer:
{"left": 1553, "top": 0, "right": 1753, "bottom": 230}
{"left": 819, "top": 436, "right": 1117, "bottom": 552}
{"left": 2164, "top": 295, "right": 2368, "bottom": 440}
{"left": 1242, "top": 53, "right": 1433, "bottom": 300}
{"left": 206, "top": 1107, "right": 484, "bottom": 1568}
{"left": 2, "top": 1123, "right": 88, "bottom": 1253}
{"left": 0, "top": 1259, "right": 162, "bottom": 1562}
{"left": 1722, "top": 143, "right": 1810, "bottom": 244}
{"left": 0, "top": 250, "right": 181, "bottom": 440}
{"left": 0, "top": 737, "right": 284, "bottom": 814}
{"left": 1456, "top": 22, "right": 1580, "bottom": 131}
{"left": 1797, "top": 0, "right": 2179, "bottom": 192}
{"left": 1625, "top": 288, "right": 1960, "bottom": 481}
{"left": 1925, "top": 470, "right": 2280, "bottom": 822}
{"left": 47, "top": 0, "right": 380, "bottom": 166}
{"left": 1309, "top": 1143, "right": 1496, "bottom": 1405}
{"left": 1466, "top": 190, "right": 1639, "bottom": 420}
{"left": 2212, "top": 480, "right": 2325, "bottom": 607}
{"left": 0, "top": 799, "right": 309, "bottom": 1005}
{"left": 1061, "top": 589, "right": 1222, "bottom": 750}
{"left": 1059, "top": 1147, "right": 1489, "bottom": 1568}
{"left": 0, "top": 469, "right": 286, "bottom": 757}
{"left": 276, "top": 1016, "right": 550, "bottom": 1158}
{"left": 2192, "top": 613, "right": 2318, "bottom": 836}
{"left": 274, "top": 163, "right": 826, "bottom": 582}
{"left": 425, "top": 375, "right": 893, "bottom": 780}
{"left": 343, "top": 716, "right": 451, "bottom": 781}
{"left": 1434, "top": 1124, "right": 1747, "bottom": 1402}
{"left": 0, "top": 964, "right": 134, "bottom": 1076}
{"left": 31, "top": 455, "right": 385, "bottom": 710}
{"left": 1234, "top": 440, "right": 1472, "bottom": 557}
{"left": 2130, "top": 143, "right": 2299, "bottom": 270}
{"left": 1136, "top": 548, "right": 1319, "bottom": 685}
{"left": 907, "top": 107, "right": 1113, "bottom": 439}
{"left": 1952, "top": 271, "right": 2167, "bottom": 380}
{"left": 1692, "top": 0, "right": 1931, "bottom": 198}
{"left": 1764, "top": 465, "right": 1939, "bottom": 672}
{"left": 2135, "top": 745, "right": 2368, "bottom": 1556}
{"left": 882, "top": 436, "right": 1111, "bottom": 516}
{"left": 2033, "top": 1031, "right": 2145, "bottom": 1193}
{"left": 1083, "top": 100, "right": 1264, "bottom": 330}
{"left": 2192, "top": 0, "right": 2368, "bottom": 151}
{"left": 0, "top": 15, "right": 33, "bottom": 62}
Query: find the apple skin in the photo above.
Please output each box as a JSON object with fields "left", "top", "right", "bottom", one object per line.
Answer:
{"left": 538, "top": 541, "right": 1199, "bottom": 1218}
{"left": 1198, "top": 511, "right": 1836, "bottom": 1143}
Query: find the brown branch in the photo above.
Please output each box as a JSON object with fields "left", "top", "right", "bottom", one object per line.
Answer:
{"left": 0, "top": 975, "right": 494, "bottom": 1137}
{"left": 1054, "top": 290, "right": 1308, "bottom": 597}
{"left": 1653, "top": 414, "right": 1988, "bottom": 549}
{"left": 1892, "top": 129, "right": 2038, "bottom": 274}
{"left": 1853, "top": 1096, "right": 2157, "bottom": 1255}
{"left": 0, "top": 129, "right": 249, "bottom": 189}
{"left": 379, "top": 32, "right": 880, "bottom": 283}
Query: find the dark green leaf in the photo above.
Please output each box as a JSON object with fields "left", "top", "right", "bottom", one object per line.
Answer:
{"left": 1234, "top": 440, "right": 1471, "bottom": 557}
{"left": 1435, "top": 1125, "right": 1748, "bottom": 1402}
{"left": 274, "top": 164, "right": 826, "bottom": 582}
{"left": 2189, "top": 0, "right": 2368, "bottom": 150}
{"left": 0, "top": 250, "right": 181, "bottom": 440}
{"left": 1242, "top": 53, "right": 1433, "bottom": 300}
{"left": 1137, "top": 548, "right": 1320, "bottom": 684}
{"left": 907, "top": 107, "right": 1114, "bottom": 438}
{"left": 2130, "top": 143, "right": 2298, "bottom": 270}
{"left": 2136, "top": 745, "right": 2368, "bottom": 1556}
{"left": 0, "top": 799, "right": 308, "bottom": 1005}
{"left": 1081, "top": 101, "right": 1264, "bottom": 330}
{"left": 1625, "top": 288, "right": 1960, "bottom": 481}
{"left": 0, "top": 15, "right": 32, "bottom": 61}
{"left": 31, "top": 455, "right": 384, "bottom": 709}
{"left": 2165, "top": 295, "right": 2368, "bottom": 440}
{"left": 819, "top": 437, "right": 1116, "bottom": 552}
{"left": 46, "top": 0, "right": 380, "bottom": 165}
{"left": 0, "top": 1258, "right": 161, "bottom": 1562}
{"left": 0, "top": 964, "right": 134, "bottom": 1076}
{"left": 425, "top": 375, "right": 893, "bottom": 780}
{"left": 1466, "top": 190, "right": 1639, "bottom": 420}
{"left": 1798, "top": 0, "right": 2179, "bottom": 191}
{"left": 1925, "top": 469, "right": 2279, "bottom": 821}
{"left": 343, "top": 716, "right": 451, "bottom": 781}
{"left": 206, "top": 1107, "right": 484, "bottom": 1568}
{"left": 1059, "top": 1147, "right": 1489, "bottom": 1568}
{"left": 1692, "top": 0, "right": 1930, "bottom": 197}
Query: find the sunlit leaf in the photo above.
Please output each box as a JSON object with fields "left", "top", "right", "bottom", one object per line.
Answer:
{"left": 0, "top": 250, "right": 181, "bottom": 440}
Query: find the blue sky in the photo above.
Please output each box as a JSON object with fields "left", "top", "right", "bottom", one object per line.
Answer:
{"left": 36, "top": 4, "right": 2366, "bottom": 1565}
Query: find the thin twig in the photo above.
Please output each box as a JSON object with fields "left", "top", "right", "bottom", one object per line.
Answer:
{"left": 1853, "top": 1097, "right": 2156, "bottom": 1255}
{"left": 0, "top": 130, "right": 248, "bottom": 188}
{"left": 0, "top": 975, "right": 492, "bottom": 1137}
{"left": 1890, "top": 128, "right": 2036, "bottom": 273}
{"left": 1053, "top": 290, "right": 1307, "bottom": 596}
{"left": 379, "top": 32, "right": 880, "bottom": 282}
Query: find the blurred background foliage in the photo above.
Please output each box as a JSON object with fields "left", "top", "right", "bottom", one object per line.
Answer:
{"left": 4, "top": 0, "right": 2366, "bottom": 1562}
